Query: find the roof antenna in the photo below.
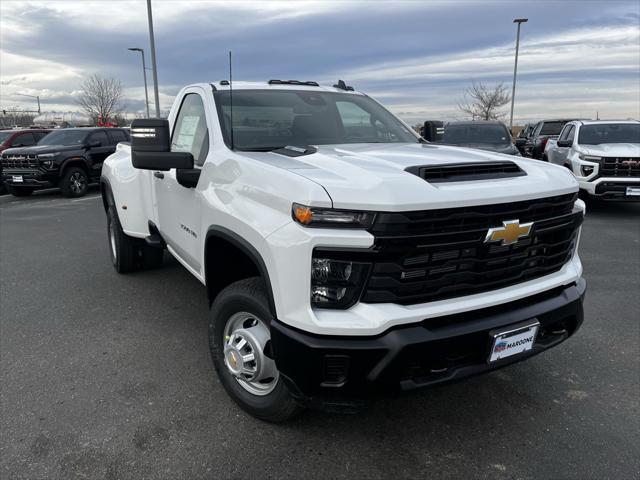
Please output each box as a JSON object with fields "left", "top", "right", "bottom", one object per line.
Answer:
{"left": 228, "top": 50, "right": 234, "bottom": 150}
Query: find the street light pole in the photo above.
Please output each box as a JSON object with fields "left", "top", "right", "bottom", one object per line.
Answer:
{"left": 128, "top": 48, "right": 150, "bottom": 118}
{"left": 146, "top": 0, "right": 161, "bottom": 117}
{"left": 509, "top": 18, "right": 528, "bottom": 132}
{"left": 15, "top": 93, "right": 41, "bottom": 114}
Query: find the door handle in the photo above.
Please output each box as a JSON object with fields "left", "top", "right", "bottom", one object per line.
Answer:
{"left": 154, "top": 171, "right": 164, "bottom": 179}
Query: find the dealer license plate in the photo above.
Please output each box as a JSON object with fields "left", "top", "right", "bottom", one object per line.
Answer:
{"left": 488, "top": 320, "right": 539, "bottom": 363}
{"left": 12, "top": 175, "right": 23, "bottom": 183}
{"left": 626, "top": 186, "right": 640, "bottom": 196}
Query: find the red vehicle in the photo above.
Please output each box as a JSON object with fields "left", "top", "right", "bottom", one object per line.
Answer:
{"left": 0, "top": 129, "right": 51, "bottom": 153}
{"left": 0, "top": 129, "right": 51, "bottom": 194}
{"left": 96, "top": 116, "right": 118, "bottom": 128}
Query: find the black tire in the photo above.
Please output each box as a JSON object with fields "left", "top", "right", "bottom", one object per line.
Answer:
{"left": 7, "top": 185, "right": 34, "bottom": 197}
{"left": 209, "top": 277, "right": 302, "bottom": 423}
{"left": 107, "top": 206, "right": 137, "bottom": 273}
{"left": 60, "top": 166, "right": 89, "bottom": 198}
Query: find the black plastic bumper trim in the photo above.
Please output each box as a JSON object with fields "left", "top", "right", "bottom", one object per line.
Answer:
{"left": 270, "top": 278, "right": 586, "bottom": 403}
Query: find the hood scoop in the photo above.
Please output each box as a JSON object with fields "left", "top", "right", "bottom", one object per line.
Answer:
{"left": 406, "top": 161, "right": 526, "bottom": 183}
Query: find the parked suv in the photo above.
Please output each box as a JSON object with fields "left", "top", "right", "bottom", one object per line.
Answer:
{"left": 0, "top": 128, "right": 51, "bottom": 194}
{"left": 516, "top": 123, "right": 534, "bottom": 155}
{"left": 426, "top": 121, "right": 521, "bottom": 155}
{"left": 525, "top": 119, "right": 576, "bottom": 159}
{"left": 546, "top": 120, "right": 640, "bottom": 200}
{"left": 1, "top": 127, "right": 129, "bottom": 197}
{"left": 101, "top": 80, "right": 585, "bottom": 422}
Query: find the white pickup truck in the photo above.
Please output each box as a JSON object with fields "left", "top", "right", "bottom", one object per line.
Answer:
{"left": 101, "top": 80, "right": 587, "bottom": 422}
{"left": 546, "top": 120, "right": 640, "bottom": 201}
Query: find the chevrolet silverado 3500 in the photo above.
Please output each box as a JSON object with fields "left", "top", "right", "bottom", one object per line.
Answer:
{"left": 100, "top": 80, "right": 586, "bottom": 422}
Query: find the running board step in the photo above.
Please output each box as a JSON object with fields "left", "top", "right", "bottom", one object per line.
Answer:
{"left": 145, "top": 233, "right": 165, "bottom": 249}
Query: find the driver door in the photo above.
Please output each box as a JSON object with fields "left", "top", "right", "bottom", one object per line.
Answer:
{"left": 153, "top": 89, "right": 210, "bottom": 274}
{"left": 86, "top": 130, "right": 114, "bottom": 177}
{"left": 552, "top": 125, "right": 574, "bottom": 166}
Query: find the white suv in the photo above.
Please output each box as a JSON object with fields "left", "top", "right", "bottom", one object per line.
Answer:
{"left": 547, "top": 120, "right": 640, "bottom": 200}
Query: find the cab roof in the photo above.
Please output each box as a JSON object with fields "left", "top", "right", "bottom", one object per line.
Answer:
{"left": 202, "top": 80, "right": 364, "bottom": 95}
{"left": 573, "top": 119, "right": 640, "bottom": 125}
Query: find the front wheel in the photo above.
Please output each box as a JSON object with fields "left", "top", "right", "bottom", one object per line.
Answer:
{"left": 209, "top": 277, "right": 302, "bottom": 423}
{"left": 60, "top": 167, "right": 88, "bottom": 198}
{"left": 107, "top": 206, "right": 137, "bottom": 273}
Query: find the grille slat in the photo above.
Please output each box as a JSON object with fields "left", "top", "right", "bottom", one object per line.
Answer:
{"left": 1, "top": 154, "right": 39, "bottom": 170}
{"left": 362, "top": 194, "right": 581, "bottom": 305}
{"left": 599, "top": 157, "right": 640, "bottom": 178}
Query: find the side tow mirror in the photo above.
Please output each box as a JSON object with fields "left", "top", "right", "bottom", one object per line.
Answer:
{"left": 131, "top": 118, "right": 194, "bottom": 171}
{"left": 556, "top": 139, "right": 572, "bottom": 148}
{"left": 515, "top": 138, "right": 526, "bottom": 147}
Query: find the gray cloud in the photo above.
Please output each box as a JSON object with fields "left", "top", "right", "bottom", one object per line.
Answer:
{"left": 1, "top": 0, "right": 638, "bottom": 122}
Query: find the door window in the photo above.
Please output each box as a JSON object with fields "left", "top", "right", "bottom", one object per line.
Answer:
{"left": 171, "top": 94, "right": 209, "bottom": 166}
{"left": 565, "top": 125, "right": 575, "bottom": 142}
{"left": 109, "top": 129, "right": 129, "bottom": 144}
{"left": 558, "top": 125, "right": 571, "bottom": 142}
{"left": 89, "top": 131, "right": 109, "bottom": 146}
{"left": 15, "top": 133, "right": 36, "bottom": 146}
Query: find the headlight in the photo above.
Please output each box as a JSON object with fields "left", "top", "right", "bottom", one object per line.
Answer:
{"left": 37, "top": 153, "right": 59, "bottom": 168}
{"left": 37, "top": 153, "right": 59, "bottom": 159}
{"left": 292, "top": 203, "right": 375, "bottom": 229}
{"left": 580, "top": 165, "right": 595, "bottom": 176}
{"left": 578, "top": 154, "right": 601, "bottom": 161}
{"left": 310, "top": 256, "right": 370, "bottom": 309}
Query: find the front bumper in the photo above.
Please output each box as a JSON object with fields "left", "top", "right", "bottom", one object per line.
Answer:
{"left": 578, "top": 178, "right": 640, "bottom": 201}
{"left": 270, "top": 278, "right": 586, "bottom": 405}
{"left": 2, "top": 170, "right": 56, "bottom": 189}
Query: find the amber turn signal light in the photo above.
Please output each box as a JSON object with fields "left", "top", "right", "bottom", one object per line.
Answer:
{"left": 293, "top": 204, "right": 313, "bottom": 225}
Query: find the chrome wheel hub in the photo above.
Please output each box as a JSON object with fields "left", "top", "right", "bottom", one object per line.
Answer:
{"left": 223, "top": 312, "right": 278, "bottom": 396}
{"left": 70, "top": 172, "right": 86, "bottom": 192}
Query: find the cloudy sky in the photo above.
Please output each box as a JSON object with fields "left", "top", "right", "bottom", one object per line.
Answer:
{"left": 1, "top": 0, "right": 639, "bottom": 124}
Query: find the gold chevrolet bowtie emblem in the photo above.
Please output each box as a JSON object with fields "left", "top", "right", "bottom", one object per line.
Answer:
{"left": 485, "top": 219, "right": 533, "bottom": 246}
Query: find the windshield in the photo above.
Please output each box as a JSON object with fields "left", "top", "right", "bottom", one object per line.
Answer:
{"left": 214, "top": 90, "right": 418, "bottom": 150}
{"left": 540, "top": 121, "right": 567, "bottom": 136}
{"left": 578, "top": 123, "right": 640, "bottom": 145}
{"left": 39, "top": 129, "right": 88, "bottom": 146}
{"left": 441, "top": 124, "right": 511, "bottom": 144}
{"left": 0, "top": 131, "right": 13, "bottom": 143}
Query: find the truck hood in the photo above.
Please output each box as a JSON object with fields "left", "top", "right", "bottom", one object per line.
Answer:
{"left": 580, "top": 143, "right": 640, "bottom": 157}
{"left": 1, "top": 144, "right": 81, "bottom": 156}
{"left": 247, "top": 142, "right": 578, "bottom": 211}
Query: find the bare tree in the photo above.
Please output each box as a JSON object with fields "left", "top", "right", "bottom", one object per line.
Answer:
{"left": 458, "top": 81, "right": 511, "bottom": 121}
{"left": 76, "top": 74, "right": 124, "bottom": 123}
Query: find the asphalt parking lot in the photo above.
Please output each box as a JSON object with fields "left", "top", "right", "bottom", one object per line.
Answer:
{"left": 0, "top": 189, "right": 638, "bottom": 480}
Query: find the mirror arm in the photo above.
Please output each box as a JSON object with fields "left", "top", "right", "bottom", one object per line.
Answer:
{"left": 176, "top": 168, "right": 201, "bottom": 188}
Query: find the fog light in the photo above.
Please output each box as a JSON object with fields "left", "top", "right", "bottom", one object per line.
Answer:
{"left": 581, "top": 165, "right": 595, "bottom": 176}
{"left": 312, "top": 258, "right": 353, "bottom": 283}
{"left": 311, "top": 255, "right": 371, "bottom": 309}
{"left": 312, "top": 286, "right": 347, "bottom": 304}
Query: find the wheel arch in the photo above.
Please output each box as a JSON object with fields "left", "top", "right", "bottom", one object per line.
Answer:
{"left": 100, "top": 176, "right": 113, "bottom": 213}
{"left": 60, "top": 156, "right": 90, "bottom": 176}
{"left": 204, "top": 226, "right": 277, "bottom": 317}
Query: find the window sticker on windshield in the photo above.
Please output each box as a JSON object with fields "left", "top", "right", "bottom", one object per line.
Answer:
{"left": 175, "top": 116, "right": 199, "bottom": 150}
